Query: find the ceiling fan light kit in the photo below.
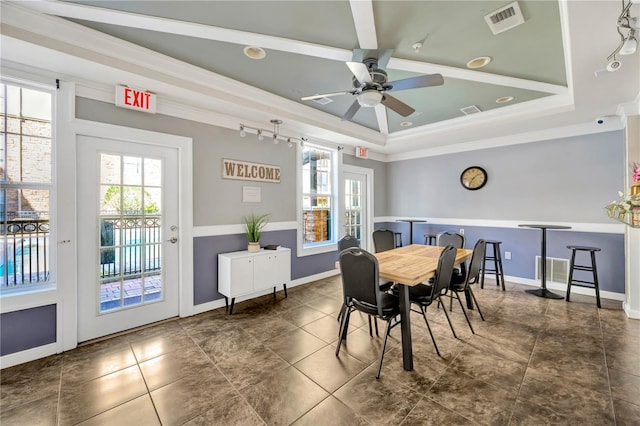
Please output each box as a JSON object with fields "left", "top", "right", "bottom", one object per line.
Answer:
{"left": 357, "top": 91, "right": 383, "bottom": 107}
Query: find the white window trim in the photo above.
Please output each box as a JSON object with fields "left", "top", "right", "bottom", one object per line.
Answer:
{"left": 296, "top": 142, "right": 339, "bottom": 257}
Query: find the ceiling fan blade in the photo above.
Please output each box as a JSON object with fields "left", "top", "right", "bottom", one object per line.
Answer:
{"left": 387, "top": 74, "right": 444, "bottom": 92}
{"left": 381, "top": 94, "right": 415, "bottom": 117}
{"left": 301, "top": 91, "right": 353, "bottom": 101}
{"left": 346, "top": 62, "right": 373, "bottom": 85}
{"left": 341, "top": 99, "right": 362, "bottom": 121}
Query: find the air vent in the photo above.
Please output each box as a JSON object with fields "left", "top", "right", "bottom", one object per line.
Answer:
{"left": 484, "top": 1, "right": 525, "bottom": 35}
{"left": 535, "top": 256, "right": 569, "bottom": 284}
{"left": 312, "top": 97, "right": 333, "bottom": 105}
{"left": 460, "top": 105, "right": 482, "bottom": 115}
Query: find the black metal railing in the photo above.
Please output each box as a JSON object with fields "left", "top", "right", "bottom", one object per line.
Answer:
{"left": 1, "top": 213, "right": 50, "bottom": 287}
{"left": 99, "top": 214, "right": 162, "bottom": 279}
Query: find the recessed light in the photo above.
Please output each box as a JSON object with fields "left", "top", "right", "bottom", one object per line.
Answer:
{"left": 243, "top": 46, "right": 266, "bottom": 59}
{"left": 466, "top": 56, "right": 491, "bottom": 69}
{"left": 400, "top": 121, "right": 413, "bottom": 127}
{"left": 496, "top": 96, "right": 514, "bottom": 104}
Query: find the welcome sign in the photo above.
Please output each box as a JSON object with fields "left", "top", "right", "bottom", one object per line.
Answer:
{"left": 222, "top": 159, "right": 281, "bottom": 183}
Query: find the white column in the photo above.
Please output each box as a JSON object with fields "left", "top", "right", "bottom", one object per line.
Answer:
{"left": 624, "top": 114, "right": 640, "bottom": 319}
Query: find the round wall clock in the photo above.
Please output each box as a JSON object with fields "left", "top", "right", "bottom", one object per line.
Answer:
{"left": 460, "top": 166, "right": 488, "bottom": 190}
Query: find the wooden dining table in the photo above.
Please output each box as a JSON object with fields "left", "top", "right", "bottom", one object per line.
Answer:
{"left": 374, "top": 244, "right": 473, "bottom": 371}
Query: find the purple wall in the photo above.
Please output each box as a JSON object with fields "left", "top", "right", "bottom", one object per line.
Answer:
{"left": 377, "top": 222, "right": 625, "bottom": 293}
{"left": 1, "top": 304, "right": 56, "bottom": 356}
{"left": 193, "top": 229, "right": 338, "bottom": 305}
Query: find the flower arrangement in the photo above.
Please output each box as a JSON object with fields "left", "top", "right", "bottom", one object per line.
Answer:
{"left": 606, "top": 162, "right": 640, "bottom": 227}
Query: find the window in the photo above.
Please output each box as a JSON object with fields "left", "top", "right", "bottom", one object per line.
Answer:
{"left": 0, "top": 82, "right": 54, "bottom": 294}
{"left": 300, "top": 144, "right": 337, "bottom": 253}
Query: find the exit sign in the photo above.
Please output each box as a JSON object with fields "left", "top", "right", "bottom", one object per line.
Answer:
{"left": 355, "top": 146, "right": 369, "bottom": 158}
{"left": 115, "top": 85, "right": 157, "bottom": 113}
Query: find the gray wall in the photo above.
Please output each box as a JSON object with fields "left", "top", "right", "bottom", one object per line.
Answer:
{"left": 386, "top": 131, "right": 624, "bottom": 222}
{"left": 76, "top": 98, "right": 296, "bottom": 225}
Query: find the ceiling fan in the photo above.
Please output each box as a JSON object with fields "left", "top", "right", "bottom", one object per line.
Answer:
{"left": 301, "top": 51, "right": 444, "bottom": 121}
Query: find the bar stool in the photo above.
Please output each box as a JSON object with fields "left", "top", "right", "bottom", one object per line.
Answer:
{"left": 424, "top": 234, "right": 436, "bottom": 245}
{"left": 394, "top": 232, "right": 403, "bottom": 248}
{"left": 480, "top": 240, "right": 505, "bottom": 291}
{"left": 566, "top": 246, "right": 601, "bottom": 308}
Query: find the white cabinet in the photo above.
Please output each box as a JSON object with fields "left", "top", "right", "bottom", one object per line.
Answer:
{"left": 218, "top": 247, "right": 291, "bottom": 314}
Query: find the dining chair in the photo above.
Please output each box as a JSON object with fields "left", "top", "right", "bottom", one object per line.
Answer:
{"left": 436, "top": 231, "right": 467, "bottom": 310}
{"left": 447, "top": 239, "right": 487, "bottom": 334}
{"left": 337, "top": 235, "right": 379, "bottom": 337}
{"left": 372, "top": 229, "right": 395, "bottom": 253}
{"left": 404, "top": 245, "right": 458, "bottom": 355}
{"left": 336, "top": 247, "right": 401, "bottom": 379}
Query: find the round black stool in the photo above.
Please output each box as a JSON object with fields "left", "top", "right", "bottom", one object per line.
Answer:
{"left": 480, "top": 240, "right": 505, "bottom": 291}
{"left": 424, "top": 234, "right": 437, "bottom": 245}
{"left": 394, "top": 232, "right": 403, "bottom": 248}
{"left": 566, "top": 246, "right": 601, "bottom": 308}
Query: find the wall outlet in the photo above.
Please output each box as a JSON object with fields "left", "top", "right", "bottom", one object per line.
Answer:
{"left": 459, "top": 228, "right": 464, "bottom": 235}
{"left": 505, "top": 251, "right": 512, "bottom": 260}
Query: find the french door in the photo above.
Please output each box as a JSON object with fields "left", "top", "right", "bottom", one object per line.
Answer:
{"left": 342, "top": 165, "right": 373, "bottom": 251}
{"left": 76, "top": 136, "right": 179, "bottom": 342}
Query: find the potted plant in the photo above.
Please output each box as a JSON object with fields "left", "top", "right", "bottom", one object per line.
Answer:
{"left": 243, "top": 213, "right": 270, "bottom": 252}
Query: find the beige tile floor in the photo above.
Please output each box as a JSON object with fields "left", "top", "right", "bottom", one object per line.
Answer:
{"left": 1, "top": 277, "right": 639, "bottom": 425}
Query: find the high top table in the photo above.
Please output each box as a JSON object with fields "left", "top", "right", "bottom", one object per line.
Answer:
{"left": 518, "top": 224, "right": 572, "bottom": 299}
{"left": 396, "top": 219, "right": 427, "bottom": 245}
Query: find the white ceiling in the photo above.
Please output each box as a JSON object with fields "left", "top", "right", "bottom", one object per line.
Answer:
{"left": 0, "top": 0, "right": 638, "bottom": 158}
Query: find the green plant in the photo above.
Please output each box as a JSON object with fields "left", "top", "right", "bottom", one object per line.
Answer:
{"left": 243, "top": 213, "right": 270, "bottom": 243}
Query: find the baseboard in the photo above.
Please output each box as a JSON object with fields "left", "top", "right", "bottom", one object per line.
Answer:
{"left": 0, "top": 342, "right": 57, "bottom": 369}
{"left": 503, "top": 275, "right": 626, "bottom": 301}
{"left": 623, "top": 302, "right": 640, "bottom": 319}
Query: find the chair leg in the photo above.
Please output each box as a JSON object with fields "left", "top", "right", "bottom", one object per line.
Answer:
{"left": 374, "top": 318, "right": 379, "bottom": 336}
{"left": 438, "top": 296, "right": 458, "bottom": 339}
{"left": 376, "top": 318, "right": 394, "bottom": 379}
{"left": 337, "top": 302, "right": 346, "bottom": 323}
{"left": 420, "top": 306, "right": 440, "bottom": 356}
{"left": 468, "top": 288, "right": 485, "bottom": 321}
{"left": 368, "top": 316, "right": 373, "bottom": 336}
{"left": 454, "top": 291, "right": 474, "bottom": 334}
{"left": 336, "top": 308, "right": 351, "bottom": 356}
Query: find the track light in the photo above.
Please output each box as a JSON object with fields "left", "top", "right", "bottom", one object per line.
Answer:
{"left": 238, "top": 120, "right": 306, "bottom": 148}
{"left": 620, "top": 34, "right": 638, "bottom": 55}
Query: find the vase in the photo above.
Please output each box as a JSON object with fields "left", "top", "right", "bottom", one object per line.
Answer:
{"left": 248, "top": 242, "right": 260, "bottom": 253}
{"left": 631, "top": 182, "right": 640, "bottom": 196}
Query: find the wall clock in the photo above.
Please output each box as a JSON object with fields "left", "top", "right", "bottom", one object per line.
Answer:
{"left": 460, "top": 166, "right": 488, "bottom": 190}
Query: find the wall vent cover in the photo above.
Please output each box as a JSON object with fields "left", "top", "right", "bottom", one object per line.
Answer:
{"left": 484, "top": 2, "right": 526, "bottom": 35}
{"left": 460, "top": 105, "right": 482, "bottom": 115}
{"left": 312, "top": 97, "right": 333, "bottom": 105}
{"left": 535, "top": 256, "right": 569, "bottom": 284}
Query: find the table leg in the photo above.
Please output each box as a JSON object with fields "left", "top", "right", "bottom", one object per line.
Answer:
{"left": 398, "top": 284, "right": 413, "bottom": 371}
{"left": 525, "top": 228, "right": 563, "bottom": 299}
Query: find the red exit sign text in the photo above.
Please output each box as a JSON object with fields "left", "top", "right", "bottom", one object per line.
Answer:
{"left": 115, "top": 85, "right": 157, "bottom": 113}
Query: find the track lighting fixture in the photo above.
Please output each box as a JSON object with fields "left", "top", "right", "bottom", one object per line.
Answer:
{"left": 238, "top": 119, "right": 306, "bottom": 148}
{"left": 607, "top": 0, "right": 639, "bottom": 62}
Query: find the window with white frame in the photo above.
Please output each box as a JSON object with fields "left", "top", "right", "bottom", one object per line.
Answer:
{"left": 0, "top": 82, "right": 55, "bottom": 294}
{"left": 300, "top": 144, "right": 337, "bottom": 252}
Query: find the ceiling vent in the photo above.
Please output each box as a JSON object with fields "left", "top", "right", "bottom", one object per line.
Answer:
{"left": 312, "top": 97, "right": 333, "bottom": 105}
{"left": 484, "top": 2, "right": 525, "bottom": 35}
{"left": 460, "top": 105, "right": 482, "bottom": 115}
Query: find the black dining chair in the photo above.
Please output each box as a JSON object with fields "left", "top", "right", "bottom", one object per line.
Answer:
{"left": 337, "top": 235, "right": 379, "bottom": 337}
{"left": 405, "top": 245, "right": 458, "bottom": 355}
{"left": 336, "top": 247, "right": 401, "bottom": 379}
{"left": 447, "top": 239, "right": 487, "bottom": 334}
{"left": 372, "top": 229, "right": 395, "bottom": 253}
{"left": 436, "top": 231, "right": 467, "bottom": 310}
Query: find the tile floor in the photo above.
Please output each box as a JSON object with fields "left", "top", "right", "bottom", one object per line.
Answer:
{"left": 2, "top": 277, "right": 639, "bottom": 425}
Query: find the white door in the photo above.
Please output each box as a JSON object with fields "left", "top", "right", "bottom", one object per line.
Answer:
{"left": 77, "top": 136, "right": 180, "bottom": 342}
{"left": 342, "top": 166, "right": 373, "bottom": 251}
